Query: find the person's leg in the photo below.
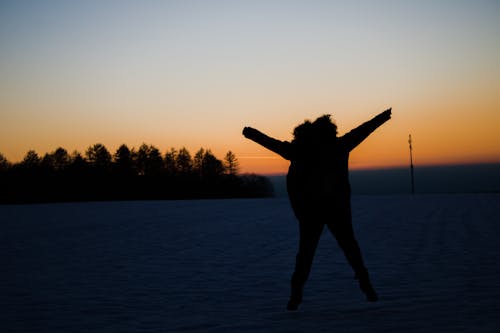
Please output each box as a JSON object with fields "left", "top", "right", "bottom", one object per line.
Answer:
{"left": 327, "top": 200, "right": 378, "bottom": 301}
{"left": 288, "top": 219, "right": 324, "bottom": 310}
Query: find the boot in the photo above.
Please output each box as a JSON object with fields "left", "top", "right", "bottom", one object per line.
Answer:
{"left": 356, "top": 270, "right": 378, "bottom": 302}
{"left": 287, "top": 275, "right": 303, "bottom": 311}
{"left": 359, "top": 279, "right": 378, "bottom": 302}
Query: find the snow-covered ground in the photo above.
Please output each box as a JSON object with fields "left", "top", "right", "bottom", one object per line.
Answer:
{"left": 1, "top": 195, "right": 499, "bottom": 332}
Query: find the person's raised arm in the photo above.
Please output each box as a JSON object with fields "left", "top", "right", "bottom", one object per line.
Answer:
{"left": 341, "top": 108, "right": 392, "bottom": 151}
{"left": 242, "top": 127, "right": 293, "bottom": 160}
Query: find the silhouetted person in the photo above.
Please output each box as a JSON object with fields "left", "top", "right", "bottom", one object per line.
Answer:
{"left": 243, "top": 108, "right": 392, "bottom": 310}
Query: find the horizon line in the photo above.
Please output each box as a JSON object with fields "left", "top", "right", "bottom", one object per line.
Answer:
{"left": 258, "top": 161, "right": 500, "bottom": 177}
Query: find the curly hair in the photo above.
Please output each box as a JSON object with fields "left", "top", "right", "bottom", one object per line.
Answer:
{"left": 292, "top": 115, "right": 337, "bottom": 144}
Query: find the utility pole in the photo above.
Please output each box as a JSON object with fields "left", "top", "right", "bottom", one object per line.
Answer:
{"left": 409, "top": 134, "right": 415, "bottom": 195}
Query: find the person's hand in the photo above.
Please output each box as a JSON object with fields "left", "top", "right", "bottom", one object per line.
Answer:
{"left": 381, "top": 108, "right": 392, "bottom": 119}
{"left": 242, "top": 127, "right": 258, "bottom": 138}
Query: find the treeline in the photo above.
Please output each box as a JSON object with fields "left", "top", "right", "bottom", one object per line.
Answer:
{"left": 0, "top": 144, "right": 273, "bottom": 204}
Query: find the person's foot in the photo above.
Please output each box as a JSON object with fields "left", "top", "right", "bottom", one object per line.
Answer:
{"left": 287, "top": 297, "right": 301, "bottom": 311}
{"left": 356, "top": 270, "right": 378, "bottom": 302}
{"left": 287, "top": 283, "right": 303, "bottom": 311}
{"left": 359, "top": 279, "right": 378, "bottom": 302}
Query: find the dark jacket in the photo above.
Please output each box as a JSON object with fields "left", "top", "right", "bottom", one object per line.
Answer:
{"left": 243, "top": 111, "right": 391, "bottom": 216}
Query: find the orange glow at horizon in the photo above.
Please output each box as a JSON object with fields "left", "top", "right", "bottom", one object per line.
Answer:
{"left": 2, "top": 100, "right": 500, "bottom": 175}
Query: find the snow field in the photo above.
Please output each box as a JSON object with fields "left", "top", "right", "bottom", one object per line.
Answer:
{"left": 1, "top": 194, "right": 499, "bottom": 332}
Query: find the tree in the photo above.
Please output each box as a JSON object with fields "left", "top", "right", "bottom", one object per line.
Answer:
{"left": 113, "top": 144, "right": 134, "bottom": 175}
{"left": 86, "top": 143, "right": 111, "bottom": 171}
{"left": 223, "top": 151, "right": 239, "bottom": 176}
{"left": 40, "top": 153, "right": 55, "bottom": 171}
{"left": 69, "top": 151, "right": 87, "bottom": 172}
{"left": 52, "top": 147, "right": 70, "bottom": 171}
{"left": 135, "top": 144, "right": 164, "bottom": 176}
{"left": 143, "top": 144, "right": 163, "bottom": 176}
{"left": 135, "top": 144, "right": 149, "bottom": 176}
{"left": 0, "top": 153, "right": 10, "bottom": 172}
{"left": 201, "top": 150, "right": 224, "bottom": 179}
{"left": 176, "top": 147, "right": 192, "bottom": 174}
{"left": 21, "top": 150, "right": 41, "bottom": 169}
{"left": 164, "top": 148, "right": 177, "bottom": 175}
{"left": 146, "top": 145, "right": 163, "bottom": 176}
{"left": 193, "top": 148, "right": 205, "bottom": 176}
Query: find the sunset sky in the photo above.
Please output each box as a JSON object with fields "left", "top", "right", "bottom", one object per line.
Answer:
{"left": 1, "top": 1, "right": 499, "bottom": 174}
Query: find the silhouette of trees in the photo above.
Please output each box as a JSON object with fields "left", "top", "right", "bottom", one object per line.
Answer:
{"left": 164, "top": 148, "right": 177, "bottom": 176}
{"left": 224, "top": 151, "right": 239, "bottom": 176}
{"left": 193, "top": 148, "right": 205, "bottom": 177}
{"left": 0, "top": 153, "right": 9, "bottom": 172}
{"left": 86, "top": 143, "right": 112, "bottom": 172}
{"left": 114, "top": 144, "right": 134, "bottom": 176}
{"left": 200, "top": 150, "right": 224, "bottom": 180}
{"left": 0, "top": 144, "right": 273, "bottom": 203}
{"left": 0, "top": 153, "right": 11, "bottom": 199}
{"left": 135, "top": 144, "right": 163, "bottom": 176}
{"left": 21, "top": 150, "right": 41, "bottom": 169}
{"left": 176, "top": 147, "right": 193, "bottom": 175}
{"left": 68, "top": 151, "right": 87, "bottom": 175}
{"left": 52, "top": 147, "right": 70, "bottom": 171}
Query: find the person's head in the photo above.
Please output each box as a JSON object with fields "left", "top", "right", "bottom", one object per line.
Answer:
{"left": 292, "top": 114, "right": 337, "bottom": 144}
{"left": 312, "top": 114, "right": 337, "bottom": 139}
{"left": 292, "top": 120, "right": 313, "bottom": 144}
